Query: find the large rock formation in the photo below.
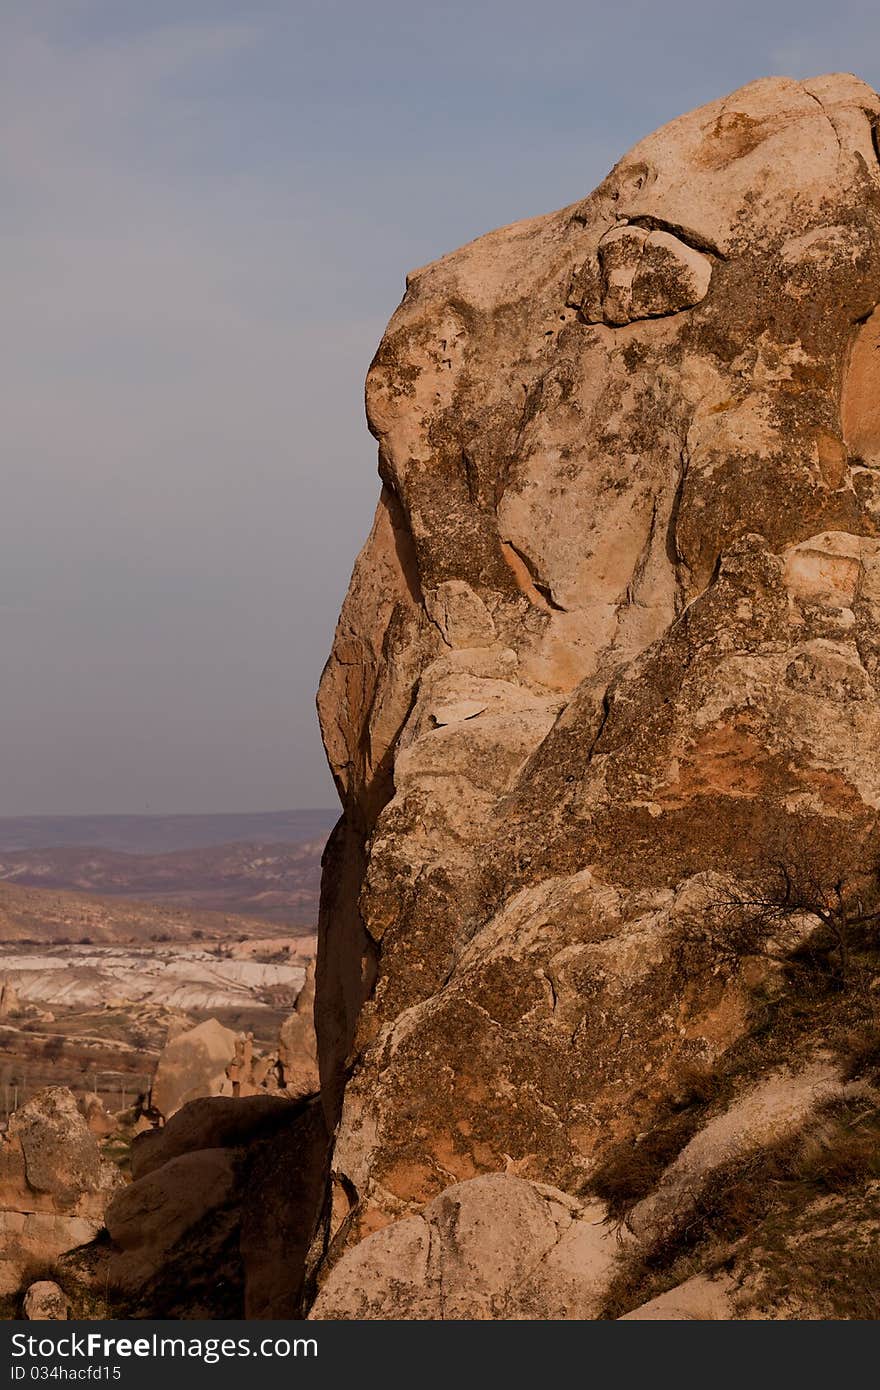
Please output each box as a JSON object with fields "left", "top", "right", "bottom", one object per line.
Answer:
{"left": 52, "top": 1094, "right": 330, "bottom": 1319}
{"left": 312, "top": 74, "right": 880, "bottom": 1317}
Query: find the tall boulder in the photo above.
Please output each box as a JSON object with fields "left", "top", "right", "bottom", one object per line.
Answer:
{"left": 278, "top": 958, "right": 319, "bottom": 1096}
{"left": 313, "top": 74, "right": 880, "bottom": 1313}
{"left": 0, "top": 978, "right": 21, "bottom": 1017}
{"left": 149, "top": 1017, "right": 238, "bottom": 1121}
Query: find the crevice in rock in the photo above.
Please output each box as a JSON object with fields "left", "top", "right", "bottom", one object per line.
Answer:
{"left": 802, "top": 83, "right": 843, "bottom": 159}
{"left": 620, "top": 495, "right": 661, "bottom": 613}
{"left": 498, "top": 1204, "right": 572, "bottom": 1316}
{"left": 666, "top": 446, "right": 693, "bottom": 615}
{"left": 541, "top": 969, "right": 559, "bottom": 1012}
{"left": 621, "top": 215, "right": 726, "bottom": 261}
{"left": 384, "top": 481, "right": 425, "bottom": 608}
{"left": 499, "top": 538, "right": 567, "bottom": 612}
{"left": 494, "top": 375, "right": 553, "bottom": 512}
{"left": 424, "top": 1217, "right": 444, "bottom": 1319}
{"left": 587, "top": 687, "right": 614, "bottom": 761}
{"left": 460, "top": 449, "right": 481, "bottom": 507}
{"left": 841, "top": 304, "right": 880, "bottom": 469}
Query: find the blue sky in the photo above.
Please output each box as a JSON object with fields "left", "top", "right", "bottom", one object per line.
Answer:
{"left": 2, "top": 0, "right": 879, "bottom": 814}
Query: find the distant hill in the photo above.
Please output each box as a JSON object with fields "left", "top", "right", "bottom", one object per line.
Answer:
{"left": 0, "top": 879, "right": 298, "bottom": 945}
{"left": 0, "top": 838, "right": 329, "bottom": 926}
{"left": 0, "top": 811, "right": 337, "bottom": 926}
{"left": 0, "top": 810, "right": 337, "bottom": 855}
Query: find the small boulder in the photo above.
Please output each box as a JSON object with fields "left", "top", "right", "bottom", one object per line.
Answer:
{"left": 23, "top": 1281, "right": 70, "bottom": 1321}
{"left": 310, "top": 1173, "right": 619, "bottom": 1320}
{"left": 79, "top": 1093, "right": 116, "bottom": 1139}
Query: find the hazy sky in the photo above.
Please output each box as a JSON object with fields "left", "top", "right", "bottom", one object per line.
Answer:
{"left": 2, "top": 1, "right": 879, "bottom": 815}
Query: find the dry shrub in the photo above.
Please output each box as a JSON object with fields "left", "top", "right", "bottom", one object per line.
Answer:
{"left": 600, "top": 1098, "right": 880, "bottom": 1317}
{"left": 840, "top": 1023, "right": 880, "bottom": 1082}
{"left": 588, "top": 1061, "right": 725, "bottom": 1222}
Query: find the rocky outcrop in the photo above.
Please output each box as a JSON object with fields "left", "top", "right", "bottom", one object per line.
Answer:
{"left": 149, "top": 1017, "right": 239, "bottom": 1119}
{"left": 82, "top": 1094, "right": 330, "bottom": 1319}
{"left": 312, "top": 73, "right": 880, "bottom": 1316}
{"left": 0, "top": 1088, "right": 124, "bottom": 1297}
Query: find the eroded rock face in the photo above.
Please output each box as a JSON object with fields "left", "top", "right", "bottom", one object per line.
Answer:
{"left": 315, "top": 74, "right": 880, "bottom": 1313}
